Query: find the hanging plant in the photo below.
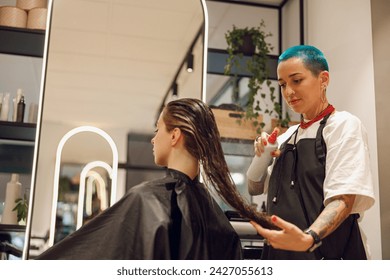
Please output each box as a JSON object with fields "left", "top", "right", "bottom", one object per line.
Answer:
{"left": 224, "top": 20, "right": 289, "bottom": 133}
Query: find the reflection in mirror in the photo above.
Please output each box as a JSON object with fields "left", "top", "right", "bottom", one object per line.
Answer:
{"left": 204, "top": 1, "right": 282, "bottom": 215}
{"left": 27, "top": 0, "right": 205, "bottom": 259}
{"left": 206, "top": 1, "right": 281, "bottom": 130}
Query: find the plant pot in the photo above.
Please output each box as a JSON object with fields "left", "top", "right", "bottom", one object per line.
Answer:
{"left": 234, "top": 33, "right": 256, "bottom": 56}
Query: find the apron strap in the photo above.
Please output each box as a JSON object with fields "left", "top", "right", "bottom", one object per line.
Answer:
{"left": 315, "top": 113, "right": 331, "bottom": 165}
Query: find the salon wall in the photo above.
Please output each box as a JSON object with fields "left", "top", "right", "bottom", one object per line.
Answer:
{"left": 371, "top": 0, "right": 390, "bottom": 260}
{"left": 305, "top": 0, "right": 382, "bottom": 259}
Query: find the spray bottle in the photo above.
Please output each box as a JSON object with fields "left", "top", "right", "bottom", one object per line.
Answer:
{"left": 246, "top": 128, "right": 279, "bottom": 182}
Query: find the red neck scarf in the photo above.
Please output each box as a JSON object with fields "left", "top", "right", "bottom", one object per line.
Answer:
{"left": 300, "top": 104, "right": 335, "bottom": 129}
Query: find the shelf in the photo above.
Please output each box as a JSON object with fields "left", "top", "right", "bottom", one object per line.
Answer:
{"left": 0, "top": 224, "right": 26, "bottom": 233}
{"left": 0, "top": 121, "right": 37, "bottom": 142}
{"left": 0, "top": 26, "right": 45, "bottom": 58}
{"left": 0, "top": 143, "right": 34, "bottom": 173}
{"left": 0, "top": 121, "right": 36, "bottom": 173}
{"left": 207, "top": 48, "right": 278, "bottom": 80}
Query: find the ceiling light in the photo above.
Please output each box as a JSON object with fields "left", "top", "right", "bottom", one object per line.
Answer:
{"left": 172, "top": 82, "right": 178, "bottom": 98}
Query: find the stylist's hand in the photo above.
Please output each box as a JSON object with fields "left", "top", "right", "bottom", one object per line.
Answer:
{"left": 254, "top": 127, "right": 281, "bottom": 157}
{"left": 250, "top": 215, "right": 314, "bottom": 252}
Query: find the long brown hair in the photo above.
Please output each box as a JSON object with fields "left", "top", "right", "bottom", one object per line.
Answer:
{"left": 163, "top": 98, "right": 275, "bottom": 229}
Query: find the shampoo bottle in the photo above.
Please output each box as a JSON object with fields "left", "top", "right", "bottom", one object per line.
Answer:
{"left": 2, "top": 174, "right": 22, "bottom": 225}
{"left": 246, "top": 128, "right": 279, "bottom": 182}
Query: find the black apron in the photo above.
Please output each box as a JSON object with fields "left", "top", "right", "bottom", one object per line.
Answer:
{"left": 262, "top": 114, "right": 367, "bottom": 260}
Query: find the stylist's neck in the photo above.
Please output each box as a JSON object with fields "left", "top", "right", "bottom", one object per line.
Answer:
{"left": 303, "top": 102, "right": 329, "bottom": 120}
{"left": 168, "top": 149, "right": 199, "bottom": 180}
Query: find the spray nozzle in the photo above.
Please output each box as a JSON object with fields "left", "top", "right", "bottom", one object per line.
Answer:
{"left": 268, "top": 129, "right": 278, "bottom": 144}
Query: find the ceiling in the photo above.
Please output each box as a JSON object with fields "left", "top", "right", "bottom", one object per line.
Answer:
{"left": 40, "top": 0, "right": 286, "bottom": 134}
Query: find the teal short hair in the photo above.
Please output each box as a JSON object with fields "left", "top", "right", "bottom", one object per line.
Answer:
{"left": 278, "top": 45, "right": 329, "bottom": 76}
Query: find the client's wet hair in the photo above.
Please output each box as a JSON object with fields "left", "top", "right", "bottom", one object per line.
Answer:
{"left": 163, "top": 98, "right": 274, "bottom": 229}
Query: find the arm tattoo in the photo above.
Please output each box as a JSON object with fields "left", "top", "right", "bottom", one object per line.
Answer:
{"left": 313, "top": 194, "right": 355, "bottom": 240}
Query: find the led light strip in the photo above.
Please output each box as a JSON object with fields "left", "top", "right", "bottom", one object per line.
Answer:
{"left": 48, "top": 125, "right": 118, "bottom": 247}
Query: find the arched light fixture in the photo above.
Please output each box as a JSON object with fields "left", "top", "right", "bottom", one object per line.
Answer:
{"left": 186, "top": 53, "right": 194, "bottom": 73}
{"left": 49, "top": 125, "right": 119, "bottom": 247}
{"left": 77, "top": 161, "right": 113, "bottom": 229}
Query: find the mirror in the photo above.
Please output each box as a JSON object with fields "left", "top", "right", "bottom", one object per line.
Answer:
{"left": 204, "top": 1, "right": 283, "bottom": 212}
{"left": 27, "top": 0, "right": 205, "bottom": 259}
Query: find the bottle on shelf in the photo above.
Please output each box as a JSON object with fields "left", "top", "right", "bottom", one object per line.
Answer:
{"left": 16, "top": 95, "right": 26, "bottom": 122}
{"left": 13, "top": 89, "right": 23, "bottom": 122}
{"left": 1, "top": 173, "right": 22, "bottom": 225}
{"left": 0, "top": 92, "right": 10, "bottom": 121}
{"left": 28, "top": 102, "right": 38, "bottom": 123}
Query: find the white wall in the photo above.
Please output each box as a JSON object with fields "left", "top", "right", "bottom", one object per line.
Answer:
{"left": 371, "top": 0, "right": 390, "bottom": 260}
{"left": 305, "top": 0, "right": 382, "bottom": 259}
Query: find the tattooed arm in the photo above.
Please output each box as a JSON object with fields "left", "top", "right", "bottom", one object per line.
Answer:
{"left": 310, "top": 194, "right": 356, "bottom": 240}
{"left": 250, "top": 194, "right": 356, "bottom": 252}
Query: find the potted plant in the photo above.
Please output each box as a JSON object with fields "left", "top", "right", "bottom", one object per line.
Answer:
{"left": 224, "top": 20, "right": 289, "bottom": 133}
{"left": 12, "top": 193, "right": 28, "bottom": 225}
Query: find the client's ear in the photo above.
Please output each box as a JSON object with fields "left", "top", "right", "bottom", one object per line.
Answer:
{"left": 171, "top": 127, "right": 182, "bottom": 146}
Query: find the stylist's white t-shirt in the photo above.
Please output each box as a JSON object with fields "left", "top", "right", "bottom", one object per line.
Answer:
{"left": 265, "top": 111, "right": 375, "bottom": 214}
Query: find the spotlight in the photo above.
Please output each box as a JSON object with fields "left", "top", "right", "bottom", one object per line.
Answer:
{"left": 172, "top": 83, "right": 178, "bottom": 98}
{"left": 186, "top": 53, "right": 194, "bottom": 73}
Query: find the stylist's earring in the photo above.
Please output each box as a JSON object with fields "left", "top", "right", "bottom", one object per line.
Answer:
{"left": 321, "top": 86, "right": 327, "bottom": 103}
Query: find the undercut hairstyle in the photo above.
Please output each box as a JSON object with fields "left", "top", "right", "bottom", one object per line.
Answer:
{"left": 162, "top": 98, "right": 275, "bottom": 229}
{"left": 278, "top": 45, "right": 329, "bottom": 76}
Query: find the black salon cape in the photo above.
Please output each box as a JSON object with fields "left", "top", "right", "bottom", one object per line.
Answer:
{"left": 37, "top": 169, "right": 242, "bottom": 260}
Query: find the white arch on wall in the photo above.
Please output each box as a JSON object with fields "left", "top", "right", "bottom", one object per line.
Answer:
{"left": 48, "top": 125, "right": 118, "bottom": 247}
{"left": 77, "top": 161, "right": 113, "bottom": 230}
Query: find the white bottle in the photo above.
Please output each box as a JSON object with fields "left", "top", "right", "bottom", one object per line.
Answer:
{"left": 2, "top": 174, "right": 22, "bottom": 225}
{"left": 28, "top": 102, "right": 38, "bottom": 123}
{"left": 13, "top": 89, "right": 23, "bottom": 122}
{"left": 246, "top": 128, "right": 278, "bottom": 182}
{"left": 0, "top": 93, "right": 10, "bottom": 121}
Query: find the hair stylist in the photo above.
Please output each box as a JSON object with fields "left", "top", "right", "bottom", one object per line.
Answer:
{"left": 247, "top": 45, "right": 375, "bottom": 260}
